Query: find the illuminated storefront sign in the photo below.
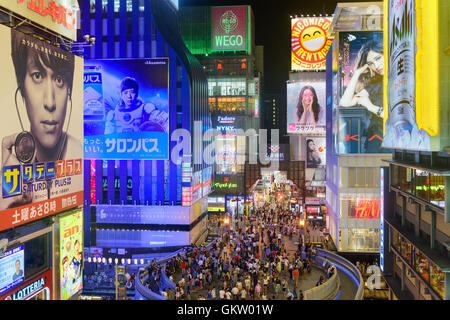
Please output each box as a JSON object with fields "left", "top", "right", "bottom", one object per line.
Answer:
{"left": 0, "top": 0, "right": 79, "bottom": 41}
{"left": 291, "top": 17, "right": 333, "bottom": 71}
{"left": 1, "top": 270, "right": 52, "bottom": 300}
{"left": 212, "top": 6, "right": 248, "bottom": 52}
{"left": 182, "top": 187, "right": 192, "bottom": 207}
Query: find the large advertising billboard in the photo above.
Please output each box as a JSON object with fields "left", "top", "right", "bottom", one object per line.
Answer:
{"left": 59, "top": 209, "right": 83, "bottom": 300}
{"left": 337, "top": 31, "right": 388, "bottom": 154}
{"left": 291, "top": 17, "right": 333, "bottom": 71}
{"left": 287, "top": 79, "right": 326, "bottom": 134}
{"left": 0, "top": 245, "right": 24, "bottom": 295}
{"left": 84, "top": 58, "right": 169, "bottom": 160}
{"left": 382, "top": 0, "right": 431, "bottom": 151}
{"left": 0, "top": 0, "right": 79, "bottom": 41}
{"left": 212, "top": 6, "right": 247, "bottom": 52}
{"left": 0, "top": 25, "right": 83, "bottom": 232}
{"left": 305, "top": 137, "right": 326, "bottom": 168}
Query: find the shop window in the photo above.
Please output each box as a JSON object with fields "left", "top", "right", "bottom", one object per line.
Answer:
{"left": 429, "top": 174, "right": 445, "bottom": 208}
{"left": 414, "top": 249, "right": 430, "bottom": 284}
{"left": 392, "top": 165, "right": 413, "bottom": 193}
{"left": 414, "top": 171, "right": 430, "bottom": 202}
{"left": 430, "top": 261, "right": 445, "bottom": 299}
{"left": 24, "top": 233, "right": 50, "bottom": 280}
{"left": 400, "top": 236, "right": 413, "bottom": 266}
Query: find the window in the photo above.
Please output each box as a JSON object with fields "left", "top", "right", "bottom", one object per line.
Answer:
{"left": 414, "top": 171, "right": 430, "bottom": 201}
{"left": 430, "top": 261, "right": 445, "bottom": 299}
{"left": 414, "top": 249, "right": 430, "bottom": 284}
{"left": 400, "top": 236, "right": 412, "bottom": 266}
{"left": 24, "top": 233, "right": 50, "bottom": 280}
{"left": 392, "top": 229, "right": 401, "bottom": 253}
{"left": 429, "top": 174, "right": 445, "bottom": 208}
{"left": 392, "top": 165, "right": 413, "bottom": 193}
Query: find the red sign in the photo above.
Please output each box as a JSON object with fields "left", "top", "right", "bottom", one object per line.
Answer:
{"left": 306, "top": 206, "right": 321, "bottom": 214}
{"left": 291, "top": 17, "right": 333, "bottom": 70}
{"left": 1, "top": 270, "right": 52, "bottom": 300}
{"left": 212, "top": 6, "right": 247, "bottom": 51}
{"left": 0, "top": 191, "right": 83, "bottom": 231}
{"left": 352, "top": 199, "right": 380, "bottom": 219}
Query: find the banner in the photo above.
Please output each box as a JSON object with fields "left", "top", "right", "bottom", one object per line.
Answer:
{"left": 212, "top": 6, "right": 247, "bottom": 52}
{"left": 59, "top": 209, "right": 83, "bottom": 300}
{"left": 305, "top": 137, "right": 326, "bottom": 168}
{"left": 382, "top": 0, "right": 431, "bottom": 151}
{"left": 291, "top": 17, "right": 333, "bottom": 71}
{"left": 287, "top": 79, "right": 326, "bottom": 134}
{"left": 0, "top": 25, "right": 83, "bottom": 232}
{"left": 337, "top": 31, "right": 388, "bottom": 154}
{"left": 84, "top": 58, "right": 169, "bottom": 160}
{"left": 0, "top": 0, "right": 79, "bottom": 41}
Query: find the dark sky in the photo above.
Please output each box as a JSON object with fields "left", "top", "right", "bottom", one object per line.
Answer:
{"left": 180, "top": 0, "right": 376, "bottom": 97}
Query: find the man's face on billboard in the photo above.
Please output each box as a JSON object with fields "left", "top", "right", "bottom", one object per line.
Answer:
{"left": 121, "top": 88, "right": 137, "bottom": 107}
{"left": 23, "top": 55, "right": 68, "bottom": 150}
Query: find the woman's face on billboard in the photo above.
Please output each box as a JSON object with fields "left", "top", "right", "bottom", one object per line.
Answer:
{"left": 302, "top": 89, "right": 314, "bottom": 107}
{"left": 366, "top": 50, "right": 384, "bottom": 76}
{"left": 23, "top": 55, "right": 68, "bottom": 150}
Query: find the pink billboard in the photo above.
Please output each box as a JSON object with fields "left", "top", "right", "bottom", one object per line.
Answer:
{"left": 212, "top": 6, "right": 247, "bottom": 52}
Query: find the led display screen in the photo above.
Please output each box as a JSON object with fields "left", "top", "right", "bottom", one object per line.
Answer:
{"left": 287, "top": 78, "right": 326, "bottom": 134}
{"left": 0, "top": 245, "right": 24, "bottom": 294}
{"left": 337, "top": 31, "right": 389, "bottom": 154}
{"left": 0, "top": 25, "right": 83, "bottom": 232}
{"left": 84, "top": 58, "right": 169, "bottom": 160}
{"left": 291, "top": 17, "right": 333, "bottom": 71}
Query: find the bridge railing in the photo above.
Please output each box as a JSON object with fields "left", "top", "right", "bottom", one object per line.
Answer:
{"left": 304, "top": 255, "right": 340, "bottom": 300}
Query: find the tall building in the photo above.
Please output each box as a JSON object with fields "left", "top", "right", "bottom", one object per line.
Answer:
{"left": 82, "top": 0, "right": 212, "bottom": 259}
{"left": 0, "top": 1, "right": 84, "bottom": 300}
{"left": 325, "top": 2, "right": 391, "bottom": 255}
{"left": 380, "top": 0, "right": 450, "bottom": 300}
{"left": 179, "top": 5, "right": 261, "bottom": 215}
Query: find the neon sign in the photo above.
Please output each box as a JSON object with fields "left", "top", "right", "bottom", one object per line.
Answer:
{"left": 212, "top": 6, "right": 247, "bottom": 52}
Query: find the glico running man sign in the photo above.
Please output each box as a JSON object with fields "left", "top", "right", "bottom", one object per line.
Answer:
{"left": 212, "top": 6, "right": 248, "bottom": 52}
{"left": 291, "top": 17, "right": 333, "bottom": 71}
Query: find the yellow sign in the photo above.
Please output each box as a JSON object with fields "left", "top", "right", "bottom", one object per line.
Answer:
{"left": 291, "top": 17, "right": 333, "bottom": 71}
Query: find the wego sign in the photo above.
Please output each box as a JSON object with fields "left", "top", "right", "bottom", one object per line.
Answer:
{"left": 291, "top": 17, "right": 333, "bottom": 70}
{"left": 212, "top": 6, "right": 247, "bottom": 52}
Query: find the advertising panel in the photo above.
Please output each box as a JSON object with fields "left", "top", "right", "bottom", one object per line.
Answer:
{"left": 84, "top": 58, "right": 169, "bottom": 160}
{"left": 0, "top": 25, "right": 83, "bottom": 232}
{"left": 215, "top": 135, "right": 237, "bottom": 174}
{"left": 305, "top": 137, "right": 326, "bottom": 168}
{"left": 291, "top": 17, "right": 333, "bottom": 71}
{"left": 0, "top": 269, "right": 52, "bottom": 300}
{"left": 382, "top": 0, "right": 431, "bottom": 151}
{"left": 212, "top": 6, "right": 247, "bottom": 52}
{"left": 0, "top": 0, "right": 79, "bottom": 41}
{"left": 0, "top": 245, "right": 24, "bottom": 294}
{"left": 287, "top": 78, "right": 326, "bottom": 134}
{"left": 191, "top": 170, "right": 203, "bottom": 204}
{"left": 202, "top": 166, "right": 213, "bottom": 197}
{"left": 337, "top": 31, "right": 388, "bottom": 154}
{"left": 59, "top": 209, "right": 83, "bottom": 300}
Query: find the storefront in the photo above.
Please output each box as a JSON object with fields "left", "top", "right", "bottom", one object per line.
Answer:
{"left": 0, "top": 270, "right": 52, "bottom": 300}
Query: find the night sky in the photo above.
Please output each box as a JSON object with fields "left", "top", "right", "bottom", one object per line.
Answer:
{"left": 180, "top": 0, "right": 379, "bottom": 97}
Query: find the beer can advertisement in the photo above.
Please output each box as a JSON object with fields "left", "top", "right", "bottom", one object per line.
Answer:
{"left": 287, "top": 79, "right": 326, "bottom": 135}
{"left": 382, "top": 0, "right": 431, "bottom": 151}
{"left": 83, "top": 58, "right": 169, "bottom": 160}
{"left": 337, "top": 31, "right": 389, "bottom": 154}
{"left": 291, "top": 17, "right": 333, "bottom": 71}
{"left": 59, "top": 209, "right": 83, "bottom": 300}
{"left": 0, "top": 25, "right": 84, "bottom": 232}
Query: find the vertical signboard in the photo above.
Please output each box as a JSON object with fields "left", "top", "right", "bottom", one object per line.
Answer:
{"left": 305, "top": 137, "right": 326, "bottom": 168}
{"left": 380, "top": 167, "right": 384, "bottom": 272}
{"left": 0, "top": 245, "right": 24, "bottom": 294}
{"left": 59, "top": 209, "right": 83, "bottom": 300}
{"left": 0, "top": 25, "right": 84, "bottom": 232}
{"left": 83, "top": 58, "right": 169, "bottom": 160}
{"left": 382, "top": 0, "right": 431, "bottom": 151}
{"left": 291, "top": 17, "right": 333, "bottom": 71}
{"left": 212, "top": 6, "right": 248, "bottom": 52}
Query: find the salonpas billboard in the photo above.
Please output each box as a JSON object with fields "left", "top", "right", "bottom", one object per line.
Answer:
{"left": 212, "top": 6, "right": 248, "bottom": 52}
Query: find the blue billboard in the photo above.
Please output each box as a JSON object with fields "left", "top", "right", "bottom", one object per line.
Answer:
{"left": 0, "top": 245, "right": 24, "bottom": 294}
{"left": 84, "top": 58, "right": 169, "bottom": 160}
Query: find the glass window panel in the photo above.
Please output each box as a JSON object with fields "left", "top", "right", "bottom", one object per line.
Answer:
{"left": 430, "top": 261, "right": 445, "bottom": 299}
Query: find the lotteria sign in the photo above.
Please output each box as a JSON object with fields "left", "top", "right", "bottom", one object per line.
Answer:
{"left": 212, "top": 6, "right": 247, "bottom": 52}
{"left": 1, "top": 270, "right": 52, "bottom": 300}
{"left": 291, "top": 17, "right": 333, "bottom": 70}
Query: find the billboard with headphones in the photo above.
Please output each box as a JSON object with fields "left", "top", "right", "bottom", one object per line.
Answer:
{"left": 83, "top": 58, "right": 169, "bottom": 160}
{"left": 0, "top": 25, "right": 84, "bottom": 232}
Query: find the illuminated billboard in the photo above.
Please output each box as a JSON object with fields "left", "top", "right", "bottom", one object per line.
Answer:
{"left": 202, "top": 167, "right": 213, "bottom": 197}
{"left": 287, "top": 78, "right": 326, "bottom": 134}
{"left": 191, "top": 170, "right": 203, "bottom": 204}
{"left": 291, "top": 17, "right": 333, "bottom": 71}
{"left": 0, "top": 0, "right": 79, "bottom": 41}
{"left": 305, "top": 137, "right": 326, "bottom": 168}
{"left": 337, "top": 31, "right": 389, "bottom": 154}
{"left": 0, "top": 245, "right": 24, "bottom": 294}
{"left": 0, "top": 25, "right": 83, "bottom": 232}
{"left": 212, "top": 6, "right": 248, "bottom": 52}
{"left": 59, "top": 209, "right": 83, "bottom": 300}
{"left": 84, "top": 58, "right": 169, "bottom": 160}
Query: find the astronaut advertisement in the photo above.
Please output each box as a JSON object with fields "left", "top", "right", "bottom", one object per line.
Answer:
{"left": 382, "top": 0, "right": 430, "bottom": 151}
{"left": 0, "top": 25, "right": 83, "bottom": 232}
{"left": 84, "top": 58, "right": 169, "bottom": 160}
